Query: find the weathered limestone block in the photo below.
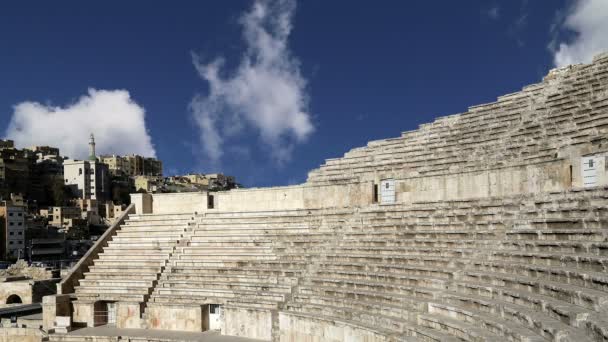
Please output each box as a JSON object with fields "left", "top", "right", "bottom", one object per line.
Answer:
{"left": 72, "top": 301, "right": 94, "bottom": 327}
{"left": 54, "top": 316, "right": 72, "bottom": 333}
{"left": 279, "top": 312, "right": 388, "bottom": 342}
{"left": 116, "top": 302, "right": 142, "bottom": 329}
{"left": 0, "top": 327, "right": 43, "bottom": 342}
{"left": 146, "top": 304, "right": 202, "bottom": 332}
{"left": 224, "top": 307, "right": 272, "bottom": 340}
{"left": 131, "top": 193, "right": 153, "bottom": 214}
{"left": 42, "top": 294, "right": 71, "bottom": 332}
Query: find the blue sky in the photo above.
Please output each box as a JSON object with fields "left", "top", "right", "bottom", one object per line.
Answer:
{"left": 1, "top": 0, "right": 607, "bottom": 187}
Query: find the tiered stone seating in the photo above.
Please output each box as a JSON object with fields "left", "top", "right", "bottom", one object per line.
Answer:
{"left": 308, "top": 53, "right": 608, "bottom": 184}
{"left": 59, "top": 53, "right": 608, "bottom": 342}
{"left": 147, "top": 209, "right": 354, "bottom": 312}
{"left": 74, "top": 213, "right": 194, "bottom": 303}
{"left": 280, "top": 188, "right": 608, "bottom": 341}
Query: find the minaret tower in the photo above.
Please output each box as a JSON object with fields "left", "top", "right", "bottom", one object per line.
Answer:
{"left": 88, "top": 133, "right": 96, "bottom": 161}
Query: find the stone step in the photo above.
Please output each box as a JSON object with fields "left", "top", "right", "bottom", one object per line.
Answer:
{"left": 417, "top": 313, "right": 508, "bottom": 341}
{"left": 74, "top": 293, "right": 145, "bottom": 302}
{"left": 176, "top": 253, "right": 277, "bottom": 261}
{"left": 87, "top": 265, "right": 161, "bottom": 273}
{"left": 152, "top": 288, "right": 285, "bottom": 302}
{"left": 97, "top": 254, "right": 169, "bottom": 260}
{"left": 179, "top": 246, "right": 274, "bottom": 254}
{"left": 157, "top": 280, "right": 291, "bottom": 293}
{"left": 83, "top": 273, "right": 159, "bottom": 281}
{"left": 440, "top": 291, "right": 589, "bottom": 340}
{"left": 78, "top": 279, "right": 153, "bottom": 288}
{"left": 75, "top": 286, "right": 151, "bottom": 295}
{"left": 93, "top": 259, "right": 166, "bottom": 267}
{"left": 462, "top": 270, "right": 608, "bottom": 311}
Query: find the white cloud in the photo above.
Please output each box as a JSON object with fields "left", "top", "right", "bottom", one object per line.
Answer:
{"left": 551, "top": 0, "right": 608, "bottom": 67}
{"left": 190, "top": 0, "right": 314, "bottom": 165}
{"left": 4, "top": 88, "right": 156, "bottom": 159}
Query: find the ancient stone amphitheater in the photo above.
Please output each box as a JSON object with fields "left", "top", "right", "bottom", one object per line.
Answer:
{"left": 46, "top": 53, "right": 608, "bottom": 342}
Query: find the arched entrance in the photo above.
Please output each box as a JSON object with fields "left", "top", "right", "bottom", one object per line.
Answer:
{"left": 6, "top": 294, "right": 22, "bottom": 304}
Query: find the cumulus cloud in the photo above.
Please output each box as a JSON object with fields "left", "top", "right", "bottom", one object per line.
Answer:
{"left": 4, "top": 88, "right": 156, "bottom": 159}
{"left": 190, "top": 0, "right": 314, "bottom": 165}
{"left": 551, "top": 0, "right": 608, "bottom": 67}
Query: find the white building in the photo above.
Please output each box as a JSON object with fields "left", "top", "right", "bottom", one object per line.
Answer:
{"left": 64, "top": 160, "right": 111, "bottom": 201}
{"left": 63, "top": 134, "right": 111, "bottom": 201}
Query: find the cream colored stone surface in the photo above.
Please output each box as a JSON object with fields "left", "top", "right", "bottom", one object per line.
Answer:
{"left": 0, "top": 280, "right": 32, "bottom": 304}
{"left": 72, "top": 301, "right": 94, "bottom": 327}
{"left": 152, "top": 192, "right": 207, "bottom": 214}
{"left": 224, "top": 307, "right": 271, "bottom": 341}
{"left": 117, "top": 302, "right": 142, "bottom": 329}
{"left": 146, "top": 304, "right": 203, "bottom": 332}
{"left": 0, "top": 327, "right": 43, "bottom": 342}
{"left": 43, "top": 294, "right": 71, "bottom": 332}
{"left": 279, "top": 312, "right": 387, "bottom": 342}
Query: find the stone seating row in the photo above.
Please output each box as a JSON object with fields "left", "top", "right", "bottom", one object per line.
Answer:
{"left": 68, "top": 187, "right": 608, "bottom": 341}
{"left": 73, "top": 213, "right": 194, "bottom": 304}
{"left": 307, "top": 59, "right": 608, "bottom": 183}
{"left": 146, "top": 212, "right": 322, "bottom": 310}
{"left": 274, "top": 189, "right": 608, "bottom": 340}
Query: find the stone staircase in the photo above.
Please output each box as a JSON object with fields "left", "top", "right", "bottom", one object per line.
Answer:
{"left": 73, "top": 213, "right": 195, "bottom": 309}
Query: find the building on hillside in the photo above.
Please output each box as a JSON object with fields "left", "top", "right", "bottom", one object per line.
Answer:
{"left": 47, "top": 207, "right": 81, "bottom": 229}
{"left": 99, "top": 154, "right": 163, "bottom": 177}
{"left": 0, "top": 200, "right": 26, "bottom": 259}
{"left": 0, "top": 147, "right": 34, "bottom": 201}
{"left": 134, "top": 175, "right": 162, "bottom": 193}
{"left": 143, "top": 157, "right": 163, "bottom": 176}
{"left": 63, "top": 160, "right": 110, "bottom": 202}
{"left": 18, "top": 145, "right": 64, "bottom": 206}
{"left": 28, "top": 146, "right": 60, "bottom": 162}
{"left": 29, "top": 237, "right": 65, "bottom": 261}
{"left": 183, "top": 173, "right": 237, "bottom": 191}
{"left": 103, "top": 202, "right": 125, "bottom": 223}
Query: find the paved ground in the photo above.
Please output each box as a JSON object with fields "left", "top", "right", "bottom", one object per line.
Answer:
{"left": 65, "top": 326, "right": 266, "bottom": 341}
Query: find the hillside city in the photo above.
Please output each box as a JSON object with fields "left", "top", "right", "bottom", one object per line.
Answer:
{"left": 0, "top": 134, "right": 237, "bottom": 268}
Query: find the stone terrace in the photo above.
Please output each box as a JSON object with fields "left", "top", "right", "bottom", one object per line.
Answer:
{"left": 52, "top": 53, "right": 608, "bottom": 342}
{"left": 135, "top": 188, "right": 608, "bottom": 341}
{"left": 308, "top": 53, "right": 608, "bottom": 185}
{"left": 74, "top": 213, "right": 195, "bottom": 307}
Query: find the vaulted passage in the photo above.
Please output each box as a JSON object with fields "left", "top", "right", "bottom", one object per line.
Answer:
{"left": 6, "top": 294, "right": 22, "bottom": 304}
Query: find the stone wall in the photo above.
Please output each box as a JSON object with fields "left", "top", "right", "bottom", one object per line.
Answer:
{"left": 395, "top": 159, "right": 570, "bottom": 203}
{"left": 279, "top": 312, "right": 388, "bottom": 342}
{"left": 224, "top": 307, "right": 272, "bottom": 341}
{"left": 0, "top": 328, "right": 43, "bottom": 342}
{"left": 0, "top": 281, "right": 32, "bottom": 304}
{"left": 145, "top": 304, "right": 203, "bottom": 332}
{"left": 131, "top": 159, "right": 572, "bottom": 214}
{"left": 151, "top": 193, "right": 208, "bottom": 214}
{"left": 214, "top": 181, "right": 372, "bottom": 212}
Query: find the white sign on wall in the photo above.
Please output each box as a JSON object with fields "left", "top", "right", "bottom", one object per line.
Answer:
{"left": 380, "top": 179, "right": 396, "bottom": 204}
{"left": 582, "top": 156, "right": 598, "bottom": 187}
